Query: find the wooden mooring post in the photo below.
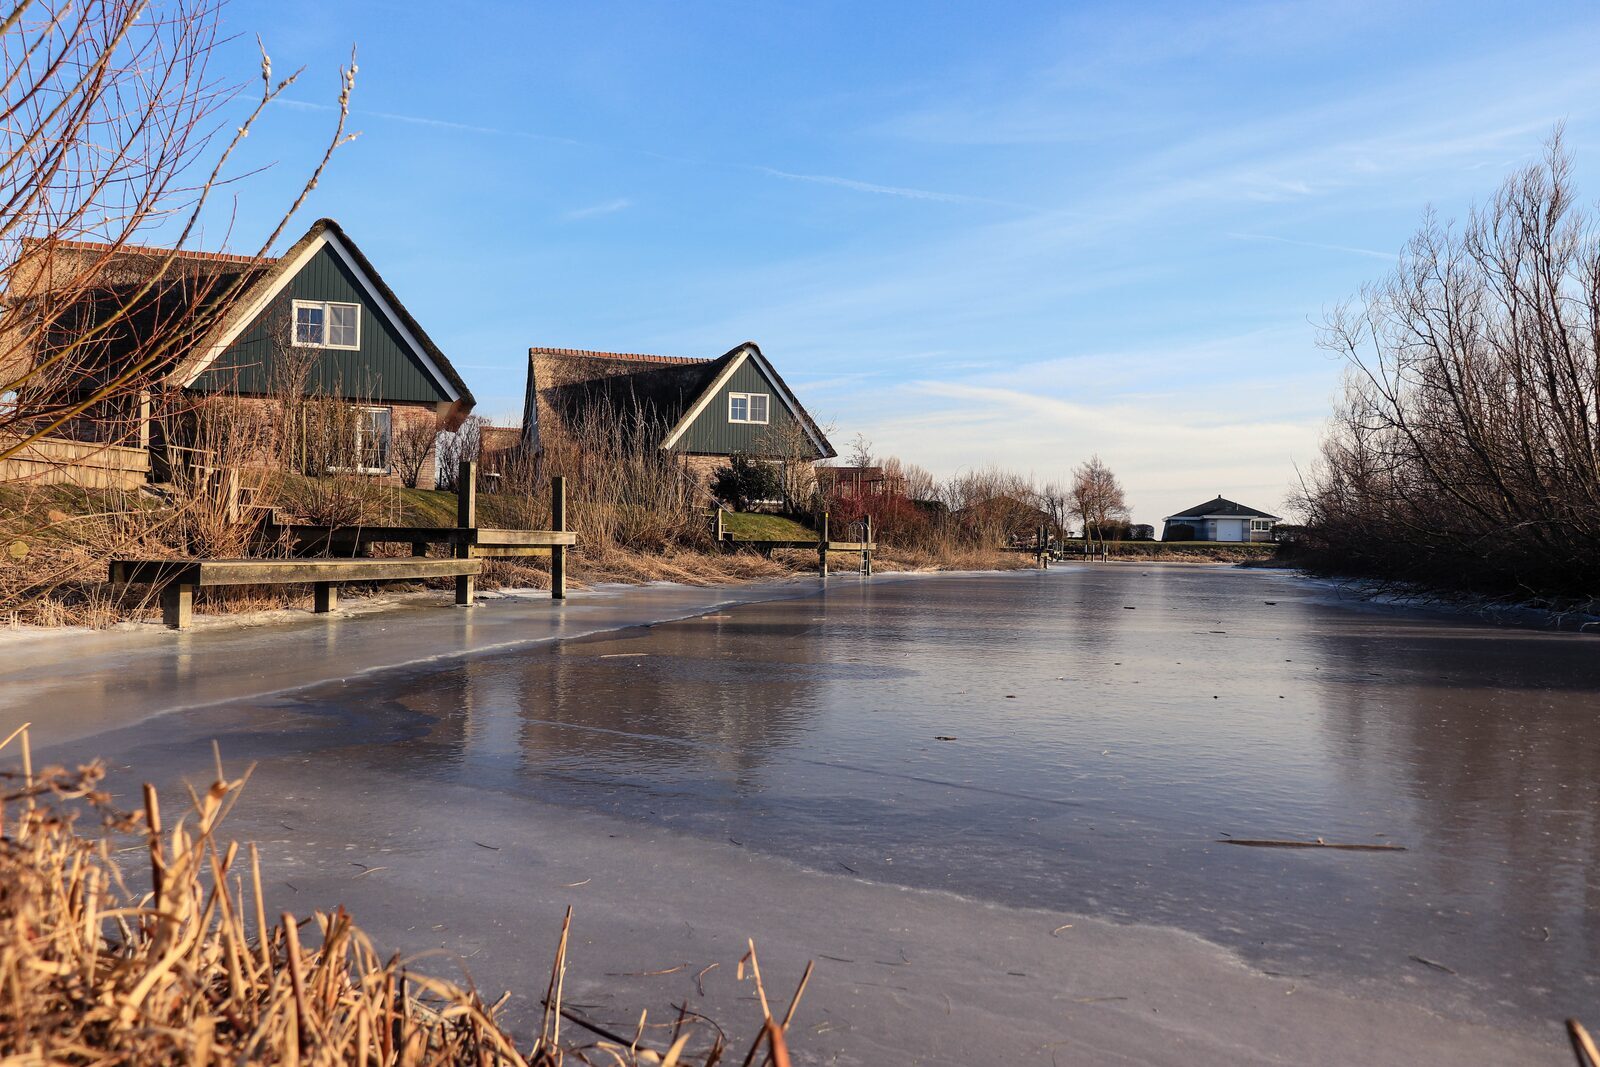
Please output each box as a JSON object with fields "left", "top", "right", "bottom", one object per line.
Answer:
{"left": 863, "top": 514, "right": 873, "bottom": 576}
{"left": 456, "top": 460, "right": 476, "bottom": 606}
{"left": 550, "top": 475, "right": 567, "bottom": 600}
{"left": 818, "top": 512, "right": 829, "bottom": 579}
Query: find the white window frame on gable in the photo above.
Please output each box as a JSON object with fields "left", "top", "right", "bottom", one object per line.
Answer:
{"left": 728, "top": 391, "right": 769, "bottom": 425}
{"left": 292, "top": 299, "right": 361, "bottom": 350}
{"left": 1251, "top": 518, "right": 1273, "bottom": 532}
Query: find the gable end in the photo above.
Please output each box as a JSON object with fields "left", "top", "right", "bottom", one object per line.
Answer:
{"left": 180, "top": 224, "right": 468, "bottom": 412}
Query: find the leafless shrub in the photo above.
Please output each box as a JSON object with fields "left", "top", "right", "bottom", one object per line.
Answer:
{"left": 390, "top": 419, "right": 438, "bottom": 489}
{"left": 756, "top": 414, "right": 827, "bottom": 511}
{"left": 539, "top": 397, "right": 701, "bottom": 552}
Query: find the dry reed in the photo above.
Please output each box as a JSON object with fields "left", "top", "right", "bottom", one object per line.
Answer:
{"left": 0, "top": 729, "right": 806, "bottom": 1065}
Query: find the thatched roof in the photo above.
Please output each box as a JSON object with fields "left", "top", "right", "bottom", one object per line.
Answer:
{"left": 524, "top": 342, "right": 834, "bottom": 458}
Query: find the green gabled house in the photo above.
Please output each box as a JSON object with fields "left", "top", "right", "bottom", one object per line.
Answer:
{"left": 12, "top": 218, "right": 474, "bottom": 489}
{"left": 520, "top": 342, "right": 835, "bottom": 489}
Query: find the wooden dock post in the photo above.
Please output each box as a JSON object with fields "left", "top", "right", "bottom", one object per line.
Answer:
{"left": 818, "top": 511, "right": 829, "bottom": 579}
{"left": 550, "top": 475, "right": 567, "bottom": 600}
{"left": 456, "top": 460, "right": 476, "bottom": 606}
{"left": 313, "top": 582, "right": 338, "bottom": 613}
{"left": 161, "top": 583, "right": 193, "bottom": 630}
{"left": 863, "top": 514, "right": 873, "bottom": 576}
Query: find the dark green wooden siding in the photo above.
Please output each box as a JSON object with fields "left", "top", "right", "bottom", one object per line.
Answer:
{"left": 190, "top": 244, "right": 450, "bottom": 403}
{"left": 672, "top": 357, "right": 816, "bottom": 456}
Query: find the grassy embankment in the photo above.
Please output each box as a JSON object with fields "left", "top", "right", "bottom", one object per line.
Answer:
{"left": 720, "top": 511, "right": 815, "bottom": 541}
{"left": 719, "top": 509, "right": 1034, "bottom": 574}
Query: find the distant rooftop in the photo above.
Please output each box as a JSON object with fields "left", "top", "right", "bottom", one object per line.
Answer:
{"left": 1165, "top": 495, "right": 1280, "bottom": 520}
{"left": 24, "top": 237, "right": 274, "bottom": 268}
{"left": 527, "top": 347, "right": 709, "bottom": 366}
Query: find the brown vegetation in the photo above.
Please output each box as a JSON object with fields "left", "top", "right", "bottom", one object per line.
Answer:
{"left": 1295, "top": 133, "right": 1600, "bottom": 602}
{"left": 0, "top": 728, "right": 802, "bottom": 1064}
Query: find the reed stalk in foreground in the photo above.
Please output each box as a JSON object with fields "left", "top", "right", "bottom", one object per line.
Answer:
{"left": 0, "top": 729, "right": 805, "bottom": 1065}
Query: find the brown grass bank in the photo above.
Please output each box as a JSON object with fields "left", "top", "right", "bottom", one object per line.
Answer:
{"left": 0, "top": 729, "right": 803, "bottom": 1065}
{"left": 0, "top": 475, "right": 1035, "bottom": 630}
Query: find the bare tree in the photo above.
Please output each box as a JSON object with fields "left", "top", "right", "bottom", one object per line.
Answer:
{"left": 1040, "top": 481, "right": 1072, "bottom": 539}
{"left": 1071, "top": 455, "right": 1128, "bottom": 543}
{"left": 846, "top": 432, "right": 874, "bottom": 470}
{"left": 435, "top": 414, "right": 484, "bottom": 492}
{"left": 756, "top": 415, "right": 825, "bottom": 511}
{"left": 1298, "top": 130, "right": 1600, "bottom": 598}
{"left": 0, "top": 0, "right": 358, "bottom": 461}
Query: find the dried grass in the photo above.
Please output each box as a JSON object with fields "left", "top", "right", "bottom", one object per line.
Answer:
{"left": 0, "top": 728, "right": 804, "bottom": 1065}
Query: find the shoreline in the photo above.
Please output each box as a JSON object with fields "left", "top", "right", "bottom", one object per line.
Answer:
{"left": 4, "top": 574, "right": 839, "bottom": 750}
{"left": 2, "top": 540, "right": 1272, "bottom": 640}
{"left": 1284, "top": 571, "right": 1600, "bottom": 634}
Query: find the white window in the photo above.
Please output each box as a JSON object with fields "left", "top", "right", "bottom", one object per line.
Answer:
{"left": 355, "top": 407, "right": 391, "bottom": 472}
{"left": 293, "top": 299, "right": 361, "bottom": 350}
{"left": 728, "top": 391, "right": 769, "bottom": 424}
{"left": 1251, "top": 518, "right": 1272, "bottom": 532}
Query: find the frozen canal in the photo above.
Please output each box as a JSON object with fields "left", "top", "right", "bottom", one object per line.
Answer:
{"left": 6, "top": 565, "right": 1594, "bottom": 1063}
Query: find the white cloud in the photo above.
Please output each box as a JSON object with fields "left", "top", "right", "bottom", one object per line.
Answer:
{"left": 562, "top": 197, "right": 633, "bottom": 221}
{"left": 755, "top": 167, "right": 1032, "bottom": 209}
{"left": 1225, "top": 232, "right": 1396, "bottom": 261}
{"left": 862, "top": 379, "right": 1323, "bottom": 525}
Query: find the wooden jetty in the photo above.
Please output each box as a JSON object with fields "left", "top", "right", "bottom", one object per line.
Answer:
{"left": 109, "top": 556, "right": 484, "bottom": 630}
{"left": 112, "top": 462, "right": 575, "bottom": 629}
{"left": 713, "top": 508, "right": 876, "bottom": 577}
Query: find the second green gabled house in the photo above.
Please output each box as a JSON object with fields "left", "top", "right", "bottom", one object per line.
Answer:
{"left": 520, "top": 342, "right": 835, "bottom": 489}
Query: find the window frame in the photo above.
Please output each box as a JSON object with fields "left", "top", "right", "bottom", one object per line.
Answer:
{"left": 292, "top": 298, "right": 362, "bottom": 351}
{"left": 353, "top": 405, "right": 392, "bottom": 475}
{"left": 1250, "top": 518, "right": 1273, "bottom": 532}
{"left": 727, "top": 391, "right": 770, "bottom": 425}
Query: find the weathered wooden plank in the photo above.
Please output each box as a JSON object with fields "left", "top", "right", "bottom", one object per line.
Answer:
{"left": 825, "top": 542, "right": 877, "bottom": 552}
{"left": 111, "top": 557, "right": 481, "bottom": 587}
{"left": 471, "top": 546, "right": 553, "bottom": 558}
{"left": 283, "top": 525, "right": 470, "bottom": 546}
{"left": 110, "top": 560, "right": 202, "bottom": 585}
{"left": 474, "top": 528, "right": 577, "bottom": 547}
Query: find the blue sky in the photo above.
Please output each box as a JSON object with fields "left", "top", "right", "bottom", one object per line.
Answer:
{"left": 203, "top": 0, "right": 1600, "bottom": 525}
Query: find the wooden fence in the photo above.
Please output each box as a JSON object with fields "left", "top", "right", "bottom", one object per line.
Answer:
{"left": 0, "top": 436, "right": 150, "bottom": 490}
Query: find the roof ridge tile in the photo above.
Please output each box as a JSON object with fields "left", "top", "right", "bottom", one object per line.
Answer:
{"left": 528, "top": 346, "right": 710, "bottom": 366}
{"left": 25, "top": 238, "right": 274, "bottom": 266}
